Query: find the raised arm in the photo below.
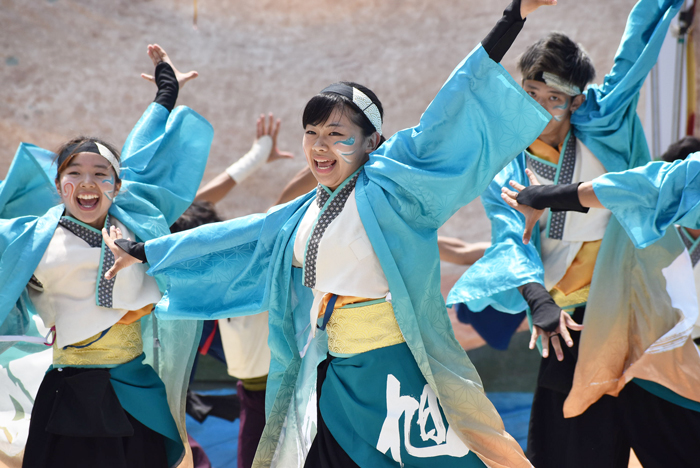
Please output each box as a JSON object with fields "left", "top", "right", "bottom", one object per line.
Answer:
{"left": 195, "top": 113, "right": 294, "bottom": 205}
{"left": 573, "top": 0, "right": 685, "bottom": 171}
{"left": 363, "top": 0, "right": 552, "bottom": 230}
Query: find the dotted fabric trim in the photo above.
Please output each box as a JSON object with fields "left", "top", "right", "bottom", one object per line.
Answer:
{"left": 303, "top": 174, "right": 360, "bottom": 289}
{"left": 526, "top": 156, "right": 557, "bottom": 181}
{"left": 548, "top": 135, "right": 577, "bottom": 240}
{"left": 678, "top": 226, "right": 700, "bottom": 267}
{"left": 59, "top": 215, "right": 116, "bottom": 308}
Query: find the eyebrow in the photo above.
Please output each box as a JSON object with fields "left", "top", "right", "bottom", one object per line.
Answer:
{"left": 67, "top": 161, "right": 110, "bottom": 169}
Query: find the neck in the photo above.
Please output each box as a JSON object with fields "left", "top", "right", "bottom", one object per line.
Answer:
{"left": 538, "top": 120, "right": 571, "bottom": 149}
{"left": 686, "top": 227, "right": 700, "bottom": 241}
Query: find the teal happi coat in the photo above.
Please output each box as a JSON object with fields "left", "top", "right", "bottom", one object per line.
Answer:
{"left": 446, "top": 0, "right": 699, "bottom": 418}
{"left": 143, "top": 44, "right": 550, "bottom": 467}
{"left": 0, "top": 103, "right": 213, "bottom": 466}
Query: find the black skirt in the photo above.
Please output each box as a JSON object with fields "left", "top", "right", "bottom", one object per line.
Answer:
{"left": 22, "top": 366, "right": 168, "bottom": 468}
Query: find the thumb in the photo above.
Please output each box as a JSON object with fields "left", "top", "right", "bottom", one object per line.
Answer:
{"left": 180, "top": 70, "right": 199, "bottom": 85}
{"left": 141, "top": 73, "right": 155, "bottom": 83}
{"left": 104, "top": 264, "right": 117, "bottom": 280}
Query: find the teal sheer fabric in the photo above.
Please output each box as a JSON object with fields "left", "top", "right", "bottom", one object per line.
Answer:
{"left": 593, "top": 153, "right": 700, "bottom": 248}
{"left": 145, "top": 45, "right": 550, "bottom": 467}
{"left": 0, "top": 102, "right": 213, "bottom": 465}
{"left": 448, "top": 0, "right": 685, "bottom": 315}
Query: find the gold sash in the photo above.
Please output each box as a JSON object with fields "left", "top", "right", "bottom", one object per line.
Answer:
{"left": 53, "top": 322, "right": 143, "bottom": 367}
{"left": 325, "top": 300, "right": 405, "bottom": 356}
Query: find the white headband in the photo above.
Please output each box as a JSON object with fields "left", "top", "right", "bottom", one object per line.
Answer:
{"left": 542, "top": 72, "right": 582, "bottom": 96}
{"left": 94, "top": 142, "right": 121, "bottom": 175}
{"left": 352, "top": 88, "right": 383, "bottom": 136}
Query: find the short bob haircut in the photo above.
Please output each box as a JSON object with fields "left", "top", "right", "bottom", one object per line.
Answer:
{"left": 54, "top": 136, "right": 122, "bottom": 185}
{"left": 518, "top": 32, "right": 596, "bottom": 94}
{"left": 302, "top": 81, "right": 386, "bottom": 148}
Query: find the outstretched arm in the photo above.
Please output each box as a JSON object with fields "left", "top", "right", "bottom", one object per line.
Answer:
{"left": 273, "top": 166, "right": 318, "bottom": 206}
{"left": 195, "top": 113, "right": 294, "bottom": 205}
{"left": 437, "top": 237, "right": 490, "bottom": 265}
{"left": 500, "top": 169, "right": 603, "bottom": 243}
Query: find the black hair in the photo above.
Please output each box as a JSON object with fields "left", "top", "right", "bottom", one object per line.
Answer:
{"left": 661, "top": 136, "right": 700, "bottom": 163}
{"left": 518, "top": 32, "right": 596, "bottom": 94}
{"left": 170, "top": 200, "right": 222, "bottom": 233}
{"left": 54, "top": 136, "right": 122, "bottom": 185}
{"left": 302, "top": 81, "right": 386, "bottom": 148}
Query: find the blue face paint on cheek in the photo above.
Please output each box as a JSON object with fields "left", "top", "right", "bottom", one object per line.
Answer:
{"left": 551, "top": 99, "right": 570, "bottom": 122}
{"left": 334, "top": 136, "right": 358, "bottom": 164}
{"left": 101, "top": 176, "right": 115, "bottom": 201}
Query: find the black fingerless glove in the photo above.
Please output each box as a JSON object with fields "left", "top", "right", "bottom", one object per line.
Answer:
{"left": 517, "top": 183, "right": 590, "bottom": 213}
{"left": 482, "top": 0, "right": 525, "bottom": 63}
{"left": 154, "top": 62, "right": 179, "bottom": 112}
{"left": 520, "top": 282, "right": 560, "bottom": 332}
{"left": 114, "top": 239, "right": 147, "bottom": 263}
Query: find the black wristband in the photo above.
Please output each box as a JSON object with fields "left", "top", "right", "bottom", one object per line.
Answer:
{"left": 154, "top": 62, "right": 179, "bottom": 112}
{"left": 517, "top": 183, "right": 590, "bottom": 213}
{"left": 520, "top": 282, "right": 561, "bottom": 332}
{"left": 482, "top": 0, "right": 525, "bottom": 63}
{"left": 114, "top": 239, "right": 147, "bottom": 263}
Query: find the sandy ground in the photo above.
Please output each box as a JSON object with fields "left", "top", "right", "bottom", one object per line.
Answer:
{"left": 0, "top": 2, "right": 678, "bottom": 466}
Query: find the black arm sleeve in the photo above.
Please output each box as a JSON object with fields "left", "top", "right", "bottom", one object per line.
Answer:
{"left": 114, "top": 239, "right": 147, "bottom": 263}
{"left": 482, "top": 0, "right": 525, "bottom": 63}
{"left": 520, "top": 282, "right": 561, "bottom": 332}
{"left": 517, "top": 183, "right": 590, "bottom": 213}
{"left": 153, "top": 62, "right": 179, "bottom": 112}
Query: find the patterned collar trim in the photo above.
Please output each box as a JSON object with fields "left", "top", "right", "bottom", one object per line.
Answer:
{"left": 678, "top": 226, "right": 700, "bottom": 267}
{"left": 304, "top": 169, "right": 362, "bottom": 289}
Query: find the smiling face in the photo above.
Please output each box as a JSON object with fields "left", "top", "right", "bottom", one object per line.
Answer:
{"left": 523, "top": 80, "right": 585, "bottom": 147}
{"left": 303, "top": 107, "right": 379, "bottom": 190}
{"left": 55, "top": 152, "right": 121, "bottom": 229}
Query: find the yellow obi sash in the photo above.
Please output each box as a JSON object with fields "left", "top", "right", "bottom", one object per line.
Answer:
{"left": 323, "top": 298, "right": 405, "bottom": 357}
{"left": 53, "top": 322, "right": 143, "bottom": 367}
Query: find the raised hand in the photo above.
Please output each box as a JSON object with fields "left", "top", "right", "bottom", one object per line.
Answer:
{"left": 521, "top": 0, "right": 557, "bottom": 19}
{"left": 529, "top": 310, "right": 584, "bottom": 361}
{"left": 102, "top": 226, "right": 141, "bottom": 280}
{"left": 501, "top": 168, "right": 545, "bottom": 244}
{"left": 256, "top": 113, "right": 294, "bottom": 163}
{"left": 141, "top": 44, "right": 198, "bottom": 88}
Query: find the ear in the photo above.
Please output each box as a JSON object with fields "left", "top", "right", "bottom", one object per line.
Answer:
{"left": 570, "top": 94, "right": 586, "bottom": 113}
{"left": 113, "top": 179, "right": 122, "bottom": 198}
{"left": 364, "top": 132, "right": 381, "bottom": 154}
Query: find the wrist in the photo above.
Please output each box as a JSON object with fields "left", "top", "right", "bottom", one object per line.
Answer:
{"left": 225, "top": 135, "right": 273, "bottom": 184}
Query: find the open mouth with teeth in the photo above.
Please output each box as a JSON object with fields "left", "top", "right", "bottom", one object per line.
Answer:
{"left": 314, "top": 158, "right": 337, "bottom": 174}
{"left": 76, "top": 193, "right": 100, "bottom": 210}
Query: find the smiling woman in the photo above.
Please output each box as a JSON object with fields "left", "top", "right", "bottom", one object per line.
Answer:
{"left": 105, "top": 2, "right": 554, "bottom": 467}
{"left": 0, "top": 45, "right": 213, "bottom": 468}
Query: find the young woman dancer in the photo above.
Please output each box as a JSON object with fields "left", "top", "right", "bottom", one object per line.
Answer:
{"left": 105, "top": 1, "right": 553, "bottom": 466}
{"left": 0, "top": 45, "right": 212, "bottom": 467}
{"left": 447, "top": 0, "right": 700, "bottom": 465}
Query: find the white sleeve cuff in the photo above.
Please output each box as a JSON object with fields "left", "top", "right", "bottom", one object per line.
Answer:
{"left": 225, "top": 135, "right": 273, "bottom": 184}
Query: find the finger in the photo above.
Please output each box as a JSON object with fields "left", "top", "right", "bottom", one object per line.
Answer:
{"left": 268, "top": 113, "right": 275, "bottom": 138}
{"left": 273, "top": 118, "right": 281, "bottom": 141}
{"left": 529, "top": 328, "right": 539, "bottom": 349}
{"left": 523, "top": 222, "right": 533, "bottom": 245}
{"left": 141, "top": 73, "right": 155, "bottom": 83}
{"left": 509, "top": 180, "right": 526, "bottom": 192}
{"left": 502, "top": 186, "right": 520, "bottom": 199}
{"left": 525, "top": 168, "right": 541, "bottom": 186}
{"left": 501, "top": 192, "right": 520, "bottom": 210}
{"left": 278, "top": 151, "right": 294, "bottom": 159}
{"left": 260, "top": 113, "right": 267, "bottom": 135}
{"left": 101, "top": 228, "right": 114, "bottom": 247}
{"left": 551, "top": 335, "right": 564, "bottom": 361}
{"left": 104, "top": 265, "right": 117, "bottom": 280}
{"left": 558, "top": 322, "right": 575, "bottom": 348}
{"left": 180, "top": 71, "right": 198, "bottom": 85}
{"left": 541, "top": 333, "right": 549, "bottom": 358}
{"left": 563, "top": 313, "right": 585, "bottom": 331}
